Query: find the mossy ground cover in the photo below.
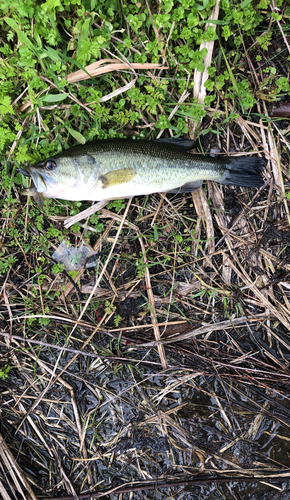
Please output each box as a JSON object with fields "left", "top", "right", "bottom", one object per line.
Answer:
{"left": 1, "top": 1, "right": 290, "bottom": 499}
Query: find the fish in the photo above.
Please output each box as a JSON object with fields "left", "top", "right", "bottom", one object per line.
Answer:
{"left": 20, "top": 138, "right": 265, "bottom": 203}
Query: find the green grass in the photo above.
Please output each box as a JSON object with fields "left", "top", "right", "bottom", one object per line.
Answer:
{"left": 1, "top": 0, "right": 288, "bottom": 168}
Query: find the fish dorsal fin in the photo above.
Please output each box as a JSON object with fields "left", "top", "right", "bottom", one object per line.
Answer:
{"left": 100, "top": 168, "right": 135, "bottom": 188}
{"left": 154, "top": 138, "right": 195, "bottom": 150}
{"left": 168, "top": 180, "right": 203, "bottom": 194}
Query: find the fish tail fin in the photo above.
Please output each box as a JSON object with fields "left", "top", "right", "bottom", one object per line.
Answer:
{"left": 220, "top": 157, "right": 266, "bottom": 188}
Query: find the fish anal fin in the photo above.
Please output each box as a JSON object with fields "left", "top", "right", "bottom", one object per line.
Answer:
{"left": 168, "top": 180, "right": 203, "bottom": 194}
{"left": 100, "top": 168, "right": 135, "bottom": 188}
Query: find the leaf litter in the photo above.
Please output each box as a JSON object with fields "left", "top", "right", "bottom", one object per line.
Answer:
{"left": 1, "top": 4, "right": 290, "bottom": 500}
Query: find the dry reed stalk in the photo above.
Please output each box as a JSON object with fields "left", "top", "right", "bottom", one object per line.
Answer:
{"left": 0, "top": 432, "right": 38, "bottom": 500}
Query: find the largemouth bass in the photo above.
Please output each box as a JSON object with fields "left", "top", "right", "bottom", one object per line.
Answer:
{"left": 20, "top": 139, "right": 265, "bottom": 202}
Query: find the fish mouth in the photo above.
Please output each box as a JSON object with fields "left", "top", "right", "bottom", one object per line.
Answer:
{"left": 30, "top": 168, "right": 46, "bottom": 192}
{"left": 20, "top": 167, "right": 57, "bottom": 194}
{"left": 19, "top": 167, "right": 39, "bottom": 191}
{"left": 19, "top": 167, "right": 31, "bottom": 177}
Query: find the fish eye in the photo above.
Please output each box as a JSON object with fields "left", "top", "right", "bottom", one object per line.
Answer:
{"left": 45, "top": 160, "right": 57, "bottom": 171}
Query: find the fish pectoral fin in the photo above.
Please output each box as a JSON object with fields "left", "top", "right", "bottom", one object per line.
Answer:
{"left": 100, "top": 168, "right": 135, "bottom": 189}
{"left": 21, "top": 188, "right": 44, "bottom": 206}
{"left": 34, "top": 192, "right": 45, "bottom": 207}
{"left": 168, "top": 180, "right": 203, "bottom": 194}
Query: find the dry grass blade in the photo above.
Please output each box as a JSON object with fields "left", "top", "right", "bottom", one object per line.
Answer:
{"left": 273, "top": 135, "right": 290, "bottom": 228}
{"left": 156, "top": 90, "right": 190, "bottom": 139}
{"left": 75, "top": 199, "right": 132, "bottom": 324}
{"left": 0, "top": 480, "right": 13, "bottom": 500}
{"left": 224, "top": 254, "right": 290, "bottom": 332}
{"left": 185, "top": 1, "right": 221, "bottom": 266}
{"left": 64, "top": 200, "right": 109, "bottom": 228}
{"left": 0, "top": 432, "right": 38, "bottom": 500}
{"left": 191, "top": 188, "right": 215, "bottom": 258}
{"left": 66, "top": 58, "right": 168, "bottom": 83}
{"left": 99, "top": 77, "right": 137, "bottom": 102}
{"left": 138, "top": 232, "right": 168, "bottom": 369}
{"left": 8, "top": 116, "right": 30, "bottom": 160}
{"left": 270, "top": 1, "right": 290, "bottom": 55}
{"left": 138, "top": 313, "right": 269, "bottom": 346}
{"left": 37, "top": 473, "right": 290, "bottom": 499}
{"left": 189, "top": 0, "right": 220, "bottom": 138}
{"left": 193, "top": 0, "right": 220, "bottom": 105}
{"left": 19, "top": 59, "right": 168, "bottom": 112}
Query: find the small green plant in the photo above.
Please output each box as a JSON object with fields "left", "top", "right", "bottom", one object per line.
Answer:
{"left": 257, "top": 31, "right": 272, "bottom": 50}
{"left": 0, "top": 364, "right": 11, "bottom": 380}
{"left": 276, "top": 77, "right": 290, "bottom": 95}
{"left": 136, "top": 261, "right": 147, "bottom": 278}
{"left": 52, "top": 262, "right": 65, "bottom": 274}
{"left": 175, "top": 234, "right": 183, "bottom": 244}
{"left": 107, "top": 199, "right": 126, "bottom": 211}
{"left": 68, "top": 270, "right": 80, "bottom": 280}
{"left": 104, "top": 301, "right": 116, "bottom": 315}
{"left": 38, "top": 306, "right": 50, "bottom": 326}
{"left": 114, "top": 314, "right": 122, "bottom": 327}
{"left": 0, "top": 254, "right": 18, "bottom": 274}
